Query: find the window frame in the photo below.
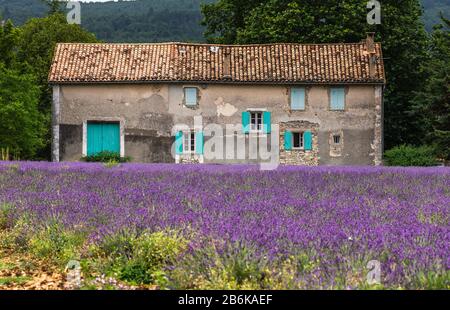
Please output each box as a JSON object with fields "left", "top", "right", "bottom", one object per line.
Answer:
{"left": 290, "top": 87, "right": 306, "bottom": 111}
{"left": 183, "top": 130, "right": 196, "bottom": 154}
{"left": 329, "top": 87, "right": 346, "bottom": 111}
{"left": 333, "top": 134, "right": 341, "bottom": 145}
{"left": 249, "top": 111, "right": 264, "bottom": 133}
{"left": 291, "top": 131, "right": 305, "bottom": 150}
{"left": 184, "top": 87, "right": 199, "bottom": 107}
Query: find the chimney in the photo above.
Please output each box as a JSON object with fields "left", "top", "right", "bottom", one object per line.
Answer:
{"left": 223, "top": 48, "right": 232, "bottom": 80}
{"left": 366, "top": 32, "right": 376, "bottom": 54}
{"left": 366, "top": 32, "right": 377, "bottom": 78}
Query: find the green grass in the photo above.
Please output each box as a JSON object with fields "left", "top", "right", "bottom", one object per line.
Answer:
{"left": 0, "top": 276, "right": 31, "bottom": 285}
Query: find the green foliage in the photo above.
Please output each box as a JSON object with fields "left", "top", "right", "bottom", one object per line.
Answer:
{"left": 17, "top": 13, "right": 97, "bottom": 112}
{"left": 201, "top": 0, "right": 430, "bottom": 151}
{"left": 0, "top": 203, "right": 13, "bottom": 230}
{"left": 384, "top": 145, "right": 438, "bottom": 166}
{"left": 89, "top": 230, "right": 187, "bottom": 286}
{"left": 0, "top": 0, "right": 209, "bottom": 43}
{"left": 168, "top": 242, "right": 271, "bottom": 289}
{"left": 0, "top": 276, "right": 31, "bottom": 285}
{"left": 118, "top": 231, "right": 187, "bottom": 285}
{"left": 0, "top": 20, "right": 19, "bottom": 67}
{"left": 0, "top": 63, "right": 46, "bottom": 159}
{"left": 421, "top": 0, "right": 450, "bottom": 31}
{"left": 82, "top": 151, "right": 131, "bottom": 163}
{"left": 0, "top": 14, "right": 97, "bottom": 160}
{"left": 413, "top": 17, "right": 450, "bottom": 162}
{"left": 29, "top": 221, "right": 86, "bottom": 265}
{"left": 413, "top": 270, "right": 450, "bottom": 289}
{"left": 0, "top": 217, "right": 32, "bottom": 252}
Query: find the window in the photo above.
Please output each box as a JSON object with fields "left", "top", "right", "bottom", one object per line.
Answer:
{"left": 250, "top": 111, "right": 263, "bottom": 132}
{"left": 184, "top": 87, "right": 198, "bottom": 106}
{"left": 183, "top": 131, "right": 196, "bottom": 153}
{"left": 292, "top": 132, "right": 304, "bottom": 149}
{"left": 290, "top": 87, "right": 305, "bottom": 110}
{"left": 285, "top": 130, "right": 312, "bottom": 151}
{"left": 330, "top": 87, "right": 345, "bottom": 110}
{"left": 333, "top": 135, "right": 341, "bottom": 144}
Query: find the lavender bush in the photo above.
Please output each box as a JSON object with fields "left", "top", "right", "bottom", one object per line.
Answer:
{"left": 0, "top": 162, "right": 448, "bottom": 289}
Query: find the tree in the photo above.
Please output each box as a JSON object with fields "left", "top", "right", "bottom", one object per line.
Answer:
{"left": 413, "top": 16, "right": 450, "bottom": 162}
{"left": 17, "top": 13, "right": 97, "bottom": 112}
{"left": 0, "top": 64, "right": 45, "bottom": 159}
{"left": 41, "top": 0, "right": 66, "bottom": 15}
{"left": 201, "top": 0, "right": 430, "bottom": 150}
{"left": 16, "top": 13, "right": 97, "bottom": 159}
{"left": 0, "top": 20, "right": 19, "bottom": 67}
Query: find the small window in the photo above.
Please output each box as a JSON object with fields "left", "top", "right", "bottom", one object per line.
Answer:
{"left": 183, "top": 131, "right": 196, "bottom": 153}
{"left": 292, "top": 132, "right": 304, "bottom": 149}
{"left": 330, "top": 87, "right": 345, "bottom": 110}
{"left": 250, "top": 111, "right": 263, "bottom": 132}
{"left": 333, "top": 135, "right": 341, "bottom": 144}
{"left": 184, "top": 87, "right": 198, "bottom": 106}
{"left": 290, "top": 87, "right": 305, "bottom": 110}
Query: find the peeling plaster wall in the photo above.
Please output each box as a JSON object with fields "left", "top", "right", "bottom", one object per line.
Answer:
{"left": 57, "top": 83, "right": 381, "bottom": 165}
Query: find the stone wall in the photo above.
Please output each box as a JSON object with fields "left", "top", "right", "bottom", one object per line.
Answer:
{"left": 55, "top": 83, "right": 382, "bottom": 165}
{"left": 279, "top": 121, "right": 319, "bottom": 166}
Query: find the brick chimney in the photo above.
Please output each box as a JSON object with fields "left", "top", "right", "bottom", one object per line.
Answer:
{"left": 223, "top": 48, "right": 232, "bottom": 80}
{"left": 366, "top": 32, "right": 377, "bottom": 78}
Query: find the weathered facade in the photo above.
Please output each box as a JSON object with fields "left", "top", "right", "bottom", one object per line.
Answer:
{"left": 49, "top": 34, "right": 385, "bottom": 166}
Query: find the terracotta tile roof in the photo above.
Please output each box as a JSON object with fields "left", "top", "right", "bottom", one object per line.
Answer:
{"left": 48, "top": 42, "right": 385, "bottom": 84}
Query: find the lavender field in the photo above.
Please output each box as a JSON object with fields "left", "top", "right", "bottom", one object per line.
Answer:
{"left": 0, "top": 162, "right": 449, "bottom": 289}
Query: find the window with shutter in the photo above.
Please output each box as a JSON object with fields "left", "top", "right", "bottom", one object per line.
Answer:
{"left": 290, "top": 87, "right": 306, "bottom": 110}
{"left": 184, "top": 87, "right": 198, "bottom": 106}
{"left": 330, "top": 87, "right": 345, "bottom": 110}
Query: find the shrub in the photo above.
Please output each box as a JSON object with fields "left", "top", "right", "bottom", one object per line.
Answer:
{"left": 0, "top": 217, "right": 32, "bottom": 251}
{"left": 384, "top": 145, "right": 438, "bottom": 166}
{"left": 168, "top": 242, "right": 271, "bottom": 290}
{"left": 118, "top": 231, "right": 187, "bottom": 285}
{"left": 82, "top": 151, "right": 130, "bottom": 163}
{"left": 0, "top": 203, "right": 13, "bottom": 230}
{"left": 29, "top": 221, "right": 86, "bottom": 265}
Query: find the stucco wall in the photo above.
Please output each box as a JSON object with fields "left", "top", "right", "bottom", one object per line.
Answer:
{"left": 55, "top": 83, "right": 382, "bottom": 165}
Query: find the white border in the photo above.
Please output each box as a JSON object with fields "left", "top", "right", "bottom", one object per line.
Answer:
{"left": 82, "top": 118, "right": 125, "bottom": 157}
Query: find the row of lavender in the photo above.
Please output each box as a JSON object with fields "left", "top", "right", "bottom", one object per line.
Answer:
{"left": 0, "top": 162, "right": 448, "bottom": 288}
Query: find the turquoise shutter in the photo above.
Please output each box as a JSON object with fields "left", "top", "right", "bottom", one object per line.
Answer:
{"left": 304, "top": 131, "right": 312, "bottom": 150}
{"left": 291, "top": 88, "right": 305, "bottom": 110}
{"left": 195, "top": 131, "right": 204, "bottom": 155}
{"left": 87, "top": 123, "right": 103, "bottom": 156}
{"left": 330, "top": 87, "right": 345, "bottom": 110}
{"left": 185, "top": 88, "right": 198, "bottom": 106}
{"left": 242, "top": 111, "right": 250, "bottom": 133}
{"left": 87, "top": 122, "right": 120, "bottom": 156}
{"left": 102, "top": 123, "right": 120, "bottom": 153}
{"left": 175, "top": 131, "right": 183, "bottom": 155}
{"left": 284, "top": 131, "right": 293, "bottom": 150}
{"left": 263, "top": 111, "right": 271, "bottom": 134}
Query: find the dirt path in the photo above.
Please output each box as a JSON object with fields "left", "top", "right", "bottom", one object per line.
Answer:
{"left": 0, "top": 250, "right": 65, "bottom": 290}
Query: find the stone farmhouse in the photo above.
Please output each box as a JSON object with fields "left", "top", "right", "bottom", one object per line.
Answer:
{"left": 48, "top": 33, "right": 385, "bottom": 165}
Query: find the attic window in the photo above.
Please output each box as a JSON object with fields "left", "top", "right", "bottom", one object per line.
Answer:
{"left": 333, "top": 135, "right": 341, "bottom": 144}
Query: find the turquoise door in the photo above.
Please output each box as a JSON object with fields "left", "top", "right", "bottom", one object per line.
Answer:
{"left": 87, "top": 122, "right": 120, "bottom": 156}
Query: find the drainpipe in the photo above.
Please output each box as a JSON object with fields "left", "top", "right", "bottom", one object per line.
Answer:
{"left": 51, "top": 85, "right": 60, "bottom": 162}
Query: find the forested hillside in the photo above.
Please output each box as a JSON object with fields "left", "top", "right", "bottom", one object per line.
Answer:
{"left": 0, "top": 0, "right": 447, "bottom": 43}
{"left": 0, "top": 0, "right": 212, "bottom": 42}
